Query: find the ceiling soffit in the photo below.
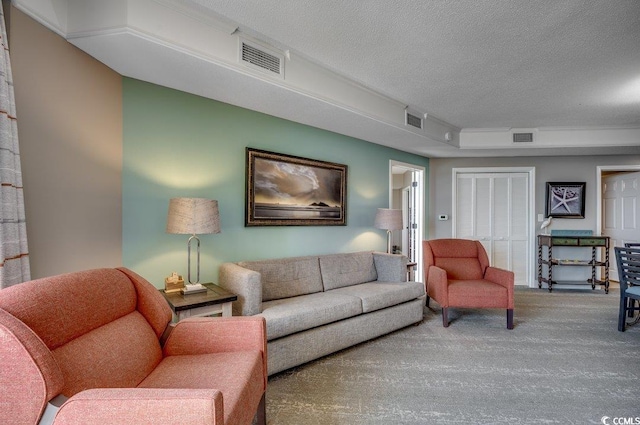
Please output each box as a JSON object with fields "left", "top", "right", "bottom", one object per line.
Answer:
{"left": 11, "top": 0, "right": 640, "bottom": 158}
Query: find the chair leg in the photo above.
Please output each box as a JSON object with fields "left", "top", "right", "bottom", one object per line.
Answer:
{"left": 256, "top": 393, "right": 266, "bottom": 425}
{"left": 619, "top": 296, "right": 628, "bottom": 332}
{"left": 507, "top": 309, "right": 514, "bottom": 330}
{"left": 442, "top": 307, "right": 449, "bottom": 327}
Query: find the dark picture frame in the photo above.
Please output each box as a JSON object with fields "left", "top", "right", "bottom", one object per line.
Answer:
{"left": 545, "top": 182, "right": 586, "bottom": 218}
{"left": 245, "top": 148, "right": 347, "bottom": 226}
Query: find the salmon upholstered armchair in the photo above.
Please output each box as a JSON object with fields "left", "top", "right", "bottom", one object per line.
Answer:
{"left": 0, "top": 268, "right": 267, "bottom": 425}
{"left": 423, "top": 239, "right": 515, "bottom": 329}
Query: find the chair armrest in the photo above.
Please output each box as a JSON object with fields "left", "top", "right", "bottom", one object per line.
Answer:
{"left": 53, "top": 388, "right": 223, "bottom": 425}
{"left": 0, "top": 308, "right": 64, "bottom": 425}
{"left": 373, "top": 252, "right": 408, "bottom": 282}
{"left": 485, "top": 266, "right": 515, "bottom": 309}
{"left": 218, "top": 263, "right": 262, "bottom": 316}
{"left": 426, "top": 266, "right": 449, "bottom": 307}
{"left": 484, "top": 266, "right": 514, "bottom": 288}
{"left": 163, "top": 317, "right": 267, "bottom": 389}
{"left": 164, "top": 316, "right": 266, "bottom": 355}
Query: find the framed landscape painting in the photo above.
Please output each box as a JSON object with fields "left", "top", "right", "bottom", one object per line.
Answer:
{"left": 245, "top": 148, "right": 347, "bottom": 226}
{"left": 545, "top": 182, "right": 586, "bottom": 218}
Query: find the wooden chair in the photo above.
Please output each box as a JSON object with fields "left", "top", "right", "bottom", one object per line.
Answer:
{"left": 623, "top": 243, "right": 640, "bottom": 319}
{"left": 614, "top": 246, "right": 640, "bottom": 331}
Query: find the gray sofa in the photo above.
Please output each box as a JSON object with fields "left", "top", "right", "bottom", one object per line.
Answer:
{"left": 219, "top": 251, "right": 425, "bottom": 375}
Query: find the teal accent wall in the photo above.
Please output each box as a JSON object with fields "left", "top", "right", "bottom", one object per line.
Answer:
{"left": 123, "top": 78, "right": 429, "bottom": 287}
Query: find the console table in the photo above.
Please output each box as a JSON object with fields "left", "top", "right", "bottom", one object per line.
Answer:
{"left": 537, "top": 235, "right": 610, "bottom": 293}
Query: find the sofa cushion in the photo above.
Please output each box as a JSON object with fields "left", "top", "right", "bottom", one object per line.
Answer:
{"left": 319, "top": 251, "right": 378, "bottom": 291}
{"left": 329, "top": 281, "right": 425, "bottom": 313}
{"left": 139, "top": 351, "right": 264, "bottom": 425}
{"left": 238, "top": 256, "right": 323, "bottom": 302}
{"left": 373, "top": 252, "right": 408, "bottom": 282}
{"left": 258, "top": 292, "right": 362, "bottom": 340}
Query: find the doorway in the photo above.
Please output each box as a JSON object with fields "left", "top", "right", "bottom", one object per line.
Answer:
{"left": 597, "top": 165, "right": 640, "bottom": 282}
{"left": 390, "top": 161, "right": 425, "bottom": 283}
{"left": 452, "top": 167, "right": 536, "bottom": 286}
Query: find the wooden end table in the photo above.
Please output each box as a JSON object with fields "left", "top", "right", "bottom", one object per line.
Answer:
{"left": 407, "top": 262, "right": 417, "bottom": 281}
{"left": 161, "top": 283, "right": 237, "bottom": 321}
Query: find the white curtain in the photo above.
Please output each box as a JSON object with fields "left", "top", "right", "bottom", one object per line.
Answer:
{"left": 0, "top": 2, "right": 30, "bottom": 288}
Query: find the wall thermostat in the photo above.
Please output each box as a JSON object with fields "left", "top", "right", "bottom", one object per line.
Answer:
{"left": 438, "top": 214, "right": 449, "bottom": 221}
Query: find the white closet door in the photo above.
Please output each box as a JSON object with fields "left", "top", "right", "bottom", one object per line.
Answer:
{"left": 456, "top": 172, "right": 530, "bottom": 285}
{"left": 603, "top": 171, "right": 640, "bottom": 281}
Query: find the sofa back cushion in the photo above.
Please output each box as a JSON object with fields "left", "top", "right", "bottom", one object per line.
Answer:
{"left": 0, "top": 268, "right": 167, "bottom": 397}
{"left": 238, "top": 256, "right": 323, "bottom": 301}
{"left": 320, "top": 251, "right": 378, "bottom": 291}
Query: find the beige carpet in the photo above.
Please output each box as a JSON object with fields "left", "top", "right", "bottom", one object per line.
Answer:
{"left": 265, "top": 288, "right": 640, "bottom": 424}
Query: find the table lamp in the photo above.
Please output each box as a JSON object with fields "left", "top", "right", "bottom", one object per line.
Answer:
{"left": 374, "top": 208, "right": 403, "bottom": 253}
{"left": 166, "top": 198, "right": 220, "bottom": 285}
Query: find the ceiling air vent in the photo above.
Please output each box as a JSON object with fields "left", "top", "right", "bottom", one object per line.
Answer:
{"left": 513, "top": 133, "right": 533, "bottom": 143}
{"left": 240, "top": 39, "right": 284, "bottom": 77}
{"left": 405, "top": 111, "right": 423, "bottom": 130}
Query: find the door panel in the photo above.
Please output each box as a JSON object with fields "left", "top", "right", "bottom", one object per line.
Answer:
{"left": 456, "top": 176, "right": 474, "bottom": 238}
{"left": 622, "top": 194, "right": 637, "bottom": 229}
{"left": 511, "top": 176, "right": 529, "bottom": 239}
{"left": 603, "top": 171, "right": 640, "bottom": 281}
{"left": 493, "top": 177, "right": 509, "bottom": 239}
{"left": 493, "top": 240, "right": 510, "bottom": 270}
{"left": 476, "top": 177, "right": 492, "bottom": 238}
{"left": 511, "top": 240, "right": 529, "bottom": 284}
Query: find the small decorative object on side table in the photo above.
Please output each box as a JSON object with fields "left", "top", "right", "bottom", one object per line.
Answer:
{"left": 161, "top": 283, "right": 238, "bottom": 321}
{"left": 164, "top": 271, "right": 185, "bottom": 293}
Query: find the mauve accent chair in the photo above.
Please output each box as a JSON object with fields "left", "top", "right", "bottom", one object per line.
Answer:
{"left": 0, "top": 268, "right": 267, "bottom": 425}
{"left": 423, "top": 239, "right": 515, "bottom": 329}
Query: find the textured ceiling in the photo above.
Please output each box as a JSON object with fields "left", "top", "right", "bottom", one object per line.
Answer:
{"left": 190, "top": 0, "right": 640, "bottom": 129}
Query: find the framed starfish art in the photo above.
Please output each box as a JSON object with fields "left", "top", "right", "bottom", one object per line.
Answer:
{"left": 545, "top": 182, "right": 586, "bottom": 218}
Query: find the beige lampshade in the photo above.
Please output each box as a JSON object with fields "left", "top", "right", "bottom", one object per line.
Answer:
{"left": 166, "top": 198, "right": 221, "bottom": 235}
{"left": 374, "top": 208, "right": 403, "bottom": 231}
